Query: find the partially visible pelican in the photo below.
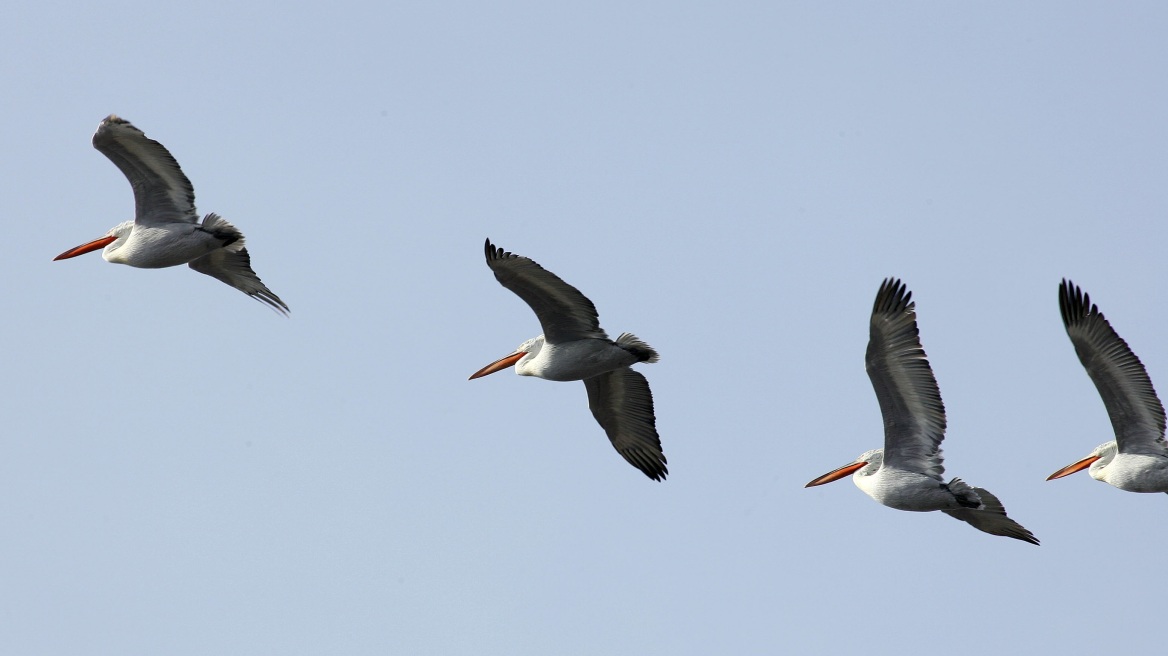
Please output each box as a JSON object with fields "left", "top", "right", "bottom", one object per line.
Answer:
{"left": 54, "top": 115, "right": 288, "bottom": 314}
{"left": 469, "top": 239, "right": 666, "bottom": 481}
{"left": 806, "top": 278, "right": 1038, "bottom": 545}
{"left": 1047, "top": 280, "right": 1168, "bottom": 492}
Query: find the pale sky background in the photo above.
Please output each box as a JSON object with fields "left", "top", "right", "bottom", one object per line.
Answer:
{"left": 2, "top": 2, "right": 1167, "bottom": 654}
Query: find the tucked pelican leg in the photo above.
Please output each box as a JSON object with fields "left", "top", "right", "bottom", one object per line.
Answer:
{"left": 941, "top": 487, "right": 1039, "bottom": 545}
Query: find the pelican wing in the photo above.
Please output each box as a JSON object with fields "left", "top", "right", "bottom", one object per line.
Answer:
{"left": 1059, "top": 280, "right": 1166, "bottom": 455}
{"left": 484, "top": 239, "right": 606, "bottom": 343}
{"left": 189, "top": 244, "right": 289, "bottom": 315}
{"left": 583, "top": 368, "right": 667, "bottom": 481}
{"left": 866, "top": 278, "right": 947, "bottom": 479}
{"left": 92, "top": 115, "right": 198, "bottom": 226}
{"left": 942, "top": 486, "right": 1040, "bottom": 545}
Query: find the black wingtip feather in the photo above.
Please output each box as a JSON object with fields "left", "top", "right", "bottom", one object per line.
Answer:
{"left": 485, "top": 238, "right": 514, "bottom": 266}
{"left": 873, "top": 277, "right": 913, "bottom": 316}
{"left": 1059, "top": 279, "right": 1102, "bottom": 331}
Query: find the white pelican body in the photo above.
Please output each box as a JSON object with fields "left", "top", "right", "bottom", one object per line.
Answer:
{"left": 507, "top": 335, "right": 649, "bottom": 382}
{"left": 845, "top": 450, "right": 978, "bottom": 512}
{"left": 470, "top": 239, "right": 666, "bottom": 481}
{"left": 1047, "top": 281, "right": 1168, "bottom": 493}
{"left": 806, "top": 279, "right": 1038, "bottom": 544}
{"left": 54, "top": 115, "right": 288, "bottom": 314}
{"left": 97, "top": 220, "right": 222, "bottom": 268}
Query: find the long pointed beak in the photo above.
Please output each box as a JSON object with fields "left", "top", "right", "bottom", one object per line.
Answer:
{"left": 805, "top": 461, "right": 868, "bottom": 487}
{"left": 468, "top": 351, "right": 525, "bottom": 380}
{"left": 54, "top": 235, "right": 117, "bottom": 261}
{"left": 1046, "top": 455, "right": 1101, "bottom": 481}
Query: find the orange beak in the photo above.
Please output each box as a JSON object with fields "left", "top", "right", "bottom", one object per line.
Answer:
{"left": 1046, "top": 455, "right": 1101, "bottom": 481}
{"left": 468, "top": 351, "right": 526, "bottom": 380}
{"left": 54, "top": 235, "right": 117, "bottom": 261}
{"left": 805, "top": 461, "right": 868, "bottom": 487}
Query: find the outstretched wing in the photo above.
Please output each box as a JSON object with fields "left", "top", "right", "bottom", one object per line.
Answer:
{"left": 484, "top": 239, "right": 606, "bottom": 343}
{"left": 1059, "top": 280, "right": 1167, "bottom": 456}
{"left": 866, "top": 278, "right": 947, "bottom": 480}
{"left": 92, "top": 115, "right": 199, "bottom": 226}
{"left": 583, "top": 368, "right": 667, "bottom": 481}
{"left": 189, "top": 249, "right": 288, "bottom": 315}
{"left": 942, "top": 486, "right": 1039, "bottom": 545}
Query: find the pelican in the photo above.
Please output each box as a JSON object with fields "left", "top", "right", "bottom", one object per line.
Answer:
{"left": 469, "top": 239, "right": 666, "bottom": 481}
{"left": 1046, "top": 280, "right": 1168, "bottom": 492}
{"left": 54, "top": 115, "right": 288, "bottom": 314}
{"left": 805, "top": 279, "right": 1038, "bottom": 544}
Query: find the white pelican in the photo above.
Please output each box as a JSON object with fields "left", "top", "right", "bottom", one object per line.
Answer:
{"left": 469, "top": 239, "right": 666, "bottom": 481}
{"left": 54, "top": 115, "right": 288, "bottom": 314}
{"left": 1047, "top": 280, "right": 1168, "bottom": 492}
{"left": 805, "top": 279, "right": 1038, "bottom": 545}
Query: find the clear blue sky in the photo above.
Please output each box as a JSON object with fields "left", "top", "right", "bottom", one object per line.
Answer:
{"left": 3, "top": 2, "right": 1166, "bottom": 654}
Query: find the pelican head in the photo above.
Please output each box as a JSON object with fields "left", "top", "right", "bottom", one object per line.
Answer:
{"left": 468, "top": 335, "right": 545, "bottom": 380}
{"left": 54, "top": 221, "right": 133, "bottom": 263}
{"left": 805, "top": 448, "right": 883, "bottom": 487}
{"left": 1047, "top": 441, "right": 1117, "bottom": 482}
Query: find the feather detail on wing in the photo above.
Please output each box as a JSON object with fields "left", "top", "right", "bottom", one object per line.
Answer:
{"left": 583, "top": 368, "right": 667, "bottom": 481}
{"left": 189, "top": 215, "right": 288, "bottom": 314}
{"left": 941, "top": 485, "right": 1040, "bottom": 545}
{"left": 1059, "top": 280, "right": 1167, "bottom": 456}
{"left": 866, "top": 278, "right": 947, "bottom": 480}
{"left": 93, "top": 115, "right": 198, "bottom": 226}
{"left": 484, "top": 239, "right": 606, "bottom": 343}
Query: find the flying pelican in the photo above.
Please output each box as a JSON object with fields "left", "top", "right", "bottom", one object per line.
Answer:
{"left": 1046, "top": 280, "right": 1168, "bottom": 492}
{"left": 469, "top": 239, "right": 666, "bottom": 481}
{"left": 805, "top": 278, "right": 1038, "bottom": 544}
{"left": 54, "top": 115, "right": 288, "bottom": 314}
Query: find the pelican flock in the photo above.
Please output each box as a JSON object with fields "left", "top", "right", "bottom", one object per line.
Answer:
{"left": 54, "top": 115, "right": 288, "bottom": 314}
{"left": 40, "top": 114, "right": 1168, "bottom": 547}
{"left": 469, "top": 239, "right": 667, "bottom": 481}
{"left": 1047, "top": 280, "right": 1168, "bottom": 493}
{"left": 805, "top": 279, "right": 1039, "bottom": 544}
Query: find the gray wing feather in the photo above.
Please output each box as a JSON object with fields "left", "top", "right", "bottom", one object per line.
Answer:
{"left": 942, "top": 486, "right": 1040, "bottom": 545}
{"left": 189, "top": 246, "right": 289, "bottom": 315}
{"left": 92, "top": 115, "right": 198, "bottom": 226}
{"left": 583, "top": 368, "right": 667, "bottom": 481}
{"left": 1059, "top": 280, "right": 1167, "bottom": 456}
{"left": 484, "top": 239, "right": 606, "bottom": 343}
{"left": 866, "top": 279, "right": 947, "bottom": 480}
